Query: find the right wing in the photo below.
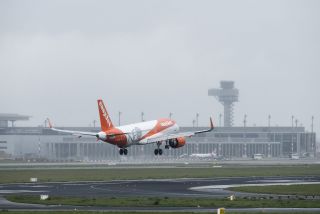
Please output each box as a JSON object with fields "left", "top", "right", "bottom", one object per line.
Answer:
{"left": 143, "top": 117, "right": 214, "bottom": 144}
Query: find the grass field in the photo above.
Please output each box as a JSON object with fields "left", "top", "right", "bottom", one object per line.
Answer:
{"left": 5, "top": 195, "right": 320, "bottom": 208}
{"left": 2, "top": 212, "right": 320, "bottom": 214}
{"left": 0, "top": 165, "right": 320, "bottom": 183}
{"left": 229, "top": 184, "right": 320, "bottom": 196}
{"left": 1, "top": 212, "right": 211, "bottom": 214}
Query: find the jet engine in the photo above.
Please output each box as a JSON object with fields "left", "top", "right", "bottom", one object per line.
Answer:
{"left": 168, "top": 137, "right": 186, "bottom": 148}
{"left": 97, "top": 132, "right": 107, "bottom": 141}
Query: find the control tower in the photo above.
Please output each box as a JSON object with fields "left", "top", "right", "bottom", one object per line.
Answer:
{"left": 208, "top": 81, "right": 239, "bottom": 127}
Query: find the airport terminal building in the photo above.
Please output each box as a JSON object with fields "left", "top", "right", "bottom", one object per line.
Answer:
{"left": 0, "top": 121, "right": 316, "bottom": 161}
{"left": 0, "top": 82, "right": 317, "bottom": 161}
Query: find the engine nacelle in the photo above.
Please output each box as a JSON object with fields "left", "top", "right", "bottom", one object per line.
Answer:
{"left": 168, "top": 137, "right": 186, "bottom": 148}
{"left": 97, "top": 132, "right": 107, "bottom": 141}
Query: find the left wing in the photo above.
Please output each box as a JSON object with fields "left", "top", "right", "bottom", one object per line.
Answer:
{"left": 47, "top": 118, "right": 129, "bottom": 138}
{"left": 144, "top": 117, "right": 214, "bottom": 144}
{"left": 47, "top": 118, "right": 98, "bottom": 137}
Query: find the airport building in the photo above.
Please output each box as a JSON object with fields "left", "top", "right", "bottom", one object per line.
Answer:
{"left": 0, "top": 81, "right": 317, "bottom": 161}
{"left": 0, "top": 124, "right": 316, "bottom": 161}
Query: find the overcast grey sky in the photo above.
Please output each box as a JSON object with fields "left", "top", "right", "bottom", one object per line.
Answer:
{"left": 0, "top": 0, "right": 319, "bottom": 132}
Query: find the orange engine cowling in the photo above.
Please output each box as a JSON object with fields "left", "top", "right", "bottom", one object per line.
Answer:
{"left": 169, "top": 137, "right": 186, "bottom": 148}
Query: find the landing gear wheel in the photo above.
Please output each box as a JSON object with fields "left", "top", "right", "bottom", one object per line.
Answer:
{"left": 165, "top": 145, "right": 169, "bottom": 149}
{"left": 119, "top": 149, "right": 124, "bottom": 155}
{"left": 154, "top": 149, "right": 159, "bottom": 155}
{"left": 124, "top": 148, "right": 128, "bottom": 155}
{"left": 158, "top": 149, "right": 163, "bottom": 155}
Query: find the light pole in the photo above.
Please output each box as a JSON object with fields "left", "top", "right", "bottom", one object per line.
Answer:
{"left": 291, "top": 115, "right": 294, "bottom": 127}
{"left": 268, "top": 115, "right": 271, "bottom": 127}
{"left": 196, "top": 113, "right": 199, "bottom": 127}
{"left": 169, "top": 112, "right": 173, "bottom": 120}
{"left": 141, "top": 112, "right": 144, "bottom": 122}
{"left": 243, "top": 114, "right": 247, "bottom": 127}
{"left": 291, "top": 115, "right": 294, "bottom": 156}
{"left": 38, "top": 137, "right": 41, "bottom": 159}
{"left": 192, "top": 119, "right": 196, "bottom": 128}
{"left": 311, "top": 116, "right": 315, "bottom": 157}
{"left": 93, "top": 120, "right": 96, "bottom": 128}
{"left": 118, "top": 111, "right": 122, "bottom": 126}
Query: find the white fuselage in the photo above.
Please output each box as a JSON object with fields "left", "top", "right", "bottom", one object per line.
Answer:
{"left": 190, "top": 152, "right": 216, "bottom": 158}
{"left": 111, "top": 119, "right": 180, "bottom": 146}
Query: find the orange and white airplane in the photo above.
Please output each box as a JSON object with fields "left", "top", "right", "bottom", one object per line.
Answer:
{"left": 48, "top": 99, "right": 214, "bottom": 156}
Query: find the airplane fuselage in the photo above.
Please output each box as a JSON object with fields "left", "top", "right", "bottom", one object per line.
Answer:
{"left": 98, "top": 118, "right": 179, "bottom": 148}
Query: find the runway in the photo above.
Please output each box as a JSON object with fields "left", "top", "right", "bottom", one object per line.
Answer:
{"left": 1, "top": 176, "right": 320, "bottom": 198}
{"left": 1, "top": 176, "right": 320, "bottom": 212}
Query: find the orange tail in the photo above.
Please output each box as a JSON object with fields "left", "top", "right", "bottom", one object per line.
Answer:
{"left": 97, "top": 99, "right": 114, "bottom": 131}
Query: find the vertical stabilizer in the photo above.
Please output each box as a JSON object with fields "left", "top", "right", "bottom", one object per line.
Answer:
{"left": 97, "top": 99, "right": 114, "bottom": 131}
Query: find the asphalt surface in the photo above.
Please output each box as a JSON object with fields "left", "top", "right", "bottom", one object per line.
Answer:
{"left": 1, "top": 176, "right": 320, "bottom": 198}
{"left": 1, "top": 176, "right": 320, "bottom": 212}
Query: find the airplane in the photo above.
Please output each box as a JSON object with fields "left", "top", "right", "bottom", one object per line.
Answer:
{"left": 190, "top": 151, "right": 217, "bottom": 158}
{"left": 47, "top": 99, "right": 214, "bottom": 156}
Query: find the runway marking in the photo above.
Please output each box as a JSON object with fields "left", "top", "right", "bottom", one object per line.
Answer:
{"left": 190, "top": 181, "right": 320, "bottom": 191}
{"left": 18, "top": 185, "right": 50, "bottom": 188}
{"left": 0, "top": 190, "right": 48, "bottom": 194}
{"left": 247, "top": 179, "right": 303, "bottom": 183}
{"left": 63, "top": 183, "right": 99, "bottom": 186}
{"left": 89, "top": 181, "right": 217, "bottom": 197}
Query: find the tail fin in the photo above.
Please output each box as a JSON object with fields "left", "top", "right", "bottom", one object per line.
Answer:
{"left": 47, "top": 118, "right": 53, "bottom": 128}
{"left": 97, "top": 99, "right": 114, "bottom": 131}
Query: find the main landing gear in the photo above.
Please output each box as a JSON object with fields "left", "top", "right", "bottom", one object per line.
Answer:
{"left": 119, "top": 148, "right": 128, "bottom": 155}
{"left": 154, "top": 141, "right": 163, "bottom": 156}
{"left": 154, "top": 148, "right": 163, "bottom": 155}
